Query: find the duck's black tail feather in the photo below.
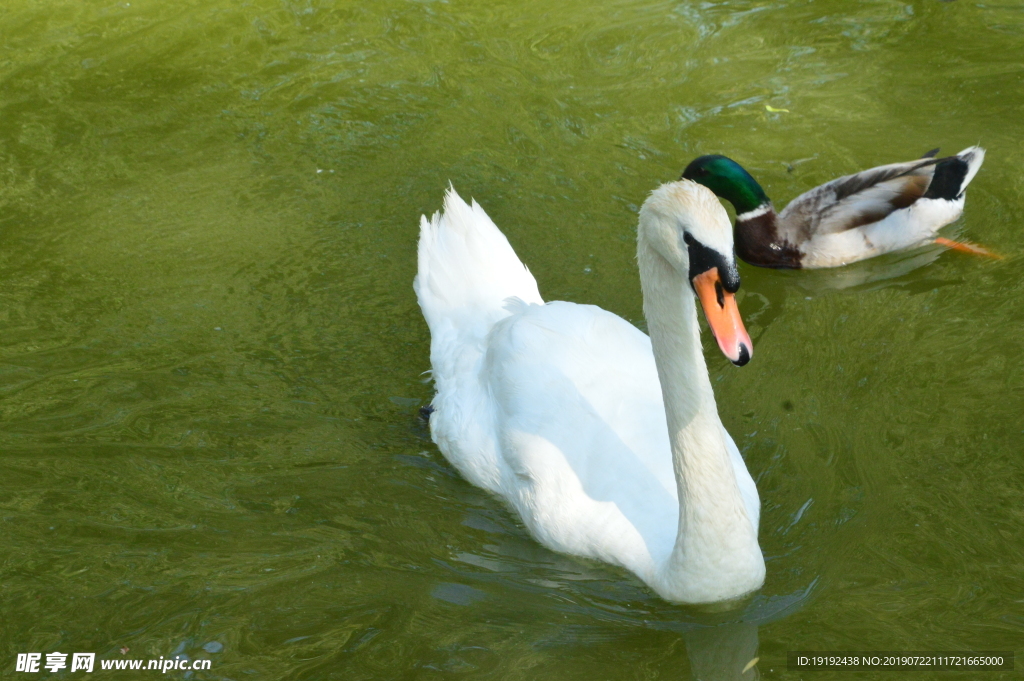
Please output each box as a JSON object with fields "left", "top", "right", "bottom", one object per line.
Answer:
{"left": 924, "top": 146, "right": 985, "bottom": 200}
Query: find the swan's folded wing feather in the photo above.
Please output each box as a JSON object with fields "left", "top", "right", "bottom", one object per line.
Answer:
{"left": 482, "top": 300, "right": 680, "bottom": 570}
{"left": 779, "top": 159, "right": 938, "bottom": 239}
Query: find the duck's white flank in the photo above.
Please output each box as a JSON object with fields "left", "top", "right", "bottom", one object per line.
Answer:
{"left": 414, "top": 184, "right": 764, "bottom": 604}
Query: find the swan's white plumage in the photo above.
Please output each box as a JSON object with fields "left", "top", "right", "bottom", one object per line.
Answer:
{"left": 415, "top": 185, "right": 763, "bottom": 603}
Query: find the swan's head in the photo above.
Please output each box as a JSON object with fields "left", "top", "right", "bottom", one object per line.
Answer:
{"left": 639, "top": 179, "right": 753, "bottom": 366}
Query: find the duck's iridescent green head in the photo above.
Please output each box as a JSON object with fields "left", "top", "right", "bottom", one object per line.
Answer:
{"left": 682, "top": 155, "right": 769, "bottom": 215}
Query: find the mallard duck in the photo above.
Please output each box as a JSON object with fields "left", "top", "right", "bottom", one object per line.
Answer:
{"left": 682, "top": 147, "right": 990, "bottom": 268}
{"left": 414, "top": 181, "right": 764, "bottom": 604}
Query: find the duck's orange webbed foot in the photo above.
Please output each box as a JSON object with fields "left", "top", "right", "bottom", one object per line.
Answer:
{"left": 934, "top": 236, "right": 1003, "bottom": 260}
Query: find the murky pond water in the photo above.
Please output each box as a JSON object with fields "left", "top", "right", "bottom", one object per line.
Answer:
{"left": 2, "top": 0, "right": 1024, "bottom": 679}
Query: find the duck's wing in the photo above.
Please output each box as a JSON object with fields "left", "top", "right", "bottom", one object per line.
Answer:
{"left": 778, "top": 158, "right": 940, "bottom": 241}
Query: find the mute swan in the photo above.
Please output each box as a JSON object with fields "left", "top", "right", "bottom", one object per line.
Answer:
{"left": 414, "top": 180, "right": 764, "bottom": 604}
{"left": 682, "top": 146, "right": 992, "bottom": 268}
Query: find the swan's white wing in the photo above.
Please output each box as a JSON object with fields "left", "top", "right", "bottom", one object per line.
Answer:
{"left": 481, "top": 300, "right": 682, "bottom": 579}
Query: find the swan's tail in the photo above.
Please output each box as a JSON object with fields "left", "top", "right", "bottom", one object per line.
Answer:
{"left": 414, "top": 187, "right": 543, "bottom": 371}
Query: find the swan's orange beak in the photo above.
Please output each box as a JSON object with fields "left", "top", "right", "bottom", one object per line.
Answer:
{"left": 692, "top": 268, "right": 753, "bottom": 366}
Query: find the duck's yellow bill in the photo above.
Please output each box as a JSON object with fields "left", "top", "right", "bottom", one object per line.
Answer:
{"left": 692, "top": 268, "right": 753, "bottom": 367}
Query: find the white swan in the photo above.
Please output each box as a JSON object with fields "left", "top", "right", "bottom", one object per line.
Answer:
{"left": 414, "top": 180, "right": 765, "bottom": 604}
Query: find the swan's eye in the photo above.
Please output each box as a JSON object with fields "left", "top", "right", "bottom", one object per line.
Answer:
{"left": 683, "top": 232, "right": 695, "bottom": 246}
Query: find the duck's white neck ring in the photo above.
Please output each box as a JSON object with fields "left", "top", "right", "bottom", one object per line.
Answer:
{"left": 736, "top": 203, "right": 772, "bottom": 222}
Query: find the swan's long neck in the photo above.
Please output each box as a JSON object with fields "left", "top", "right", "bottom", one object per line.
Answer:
{"left": 637, "top": 231, "right": 765, "bottom": 604}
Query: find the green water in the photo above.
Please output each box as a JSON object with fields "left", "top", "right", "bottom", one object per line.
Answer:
{"left": 2, "top": 0, "right": 1023, "bottom": 678}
